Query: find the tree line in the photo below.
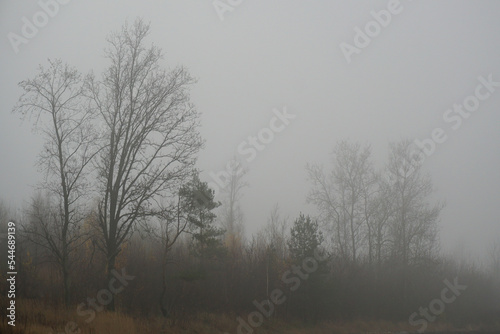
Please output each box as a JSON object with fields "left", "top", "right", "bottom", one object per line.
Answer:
{"left": 0, "top": 18, "right": 499, "bottom": 328}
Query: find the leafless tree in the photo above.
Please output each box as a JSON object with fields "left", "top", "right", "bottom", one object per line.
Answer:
{"left": 219, "top": 158, "right": 247, "bottom": 255}
{"left": 487, "top": 239, "right": 500, "bottom": 281}
{"left": 367, "top": 181, "right": 393, "bottom": 268}
{"left": 255, "top": 204, "right": 290, "bottom": 312}
{"left": 385, "top": 139, "right": 442, "bottom": 266}
{"left": 87, "top": 19, "right": 203, "bottom": 310}
{"left": 307, "top": 141, "right": 374, "bottom": 265}
{"left": 263, "top": 204, "right": 289, "bottom": 262}
{"left": 13, "top": 59, "right": 95, "bottom": 306}
{"left": 384, "top": 139, "right": 442, "bottom": 306}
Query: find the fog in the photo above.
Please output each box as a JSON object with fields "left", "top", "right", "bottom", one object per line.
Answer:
{"left": 1, "top": 0, "right": 499, "bottom": 262}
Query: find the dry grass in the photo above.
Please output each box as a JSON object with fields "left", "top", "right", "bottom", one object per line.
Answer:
{"left": 1, "top": 299, "right": 498, "bottom": 334}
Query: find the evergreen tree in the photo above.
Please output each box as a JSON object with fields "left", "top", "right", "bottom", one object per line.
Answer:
{"left": 288, "top": 213, "right": 323, "bottom": 261}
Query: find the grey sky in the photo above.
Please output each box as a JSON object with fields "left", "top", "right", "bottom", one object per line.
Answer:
{"left": 1, "top": 0, "right": 499, "bottom": 260}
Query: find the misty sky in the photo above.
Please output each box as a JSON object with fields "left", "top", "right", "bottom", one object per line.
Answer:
{"left": 1, "top": 0, "right": 499, "bottom": 260}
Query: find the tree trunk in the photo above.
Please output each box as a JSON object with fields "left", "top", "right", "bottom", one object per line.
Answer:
{"left": 159, "top": 258, "right": 168, "bottom": 317}
{"left": 63, "top": 264, "right": 70, "bottom": 308}
{"left": 107, "top": 254, "right": 116, "bottom": 311}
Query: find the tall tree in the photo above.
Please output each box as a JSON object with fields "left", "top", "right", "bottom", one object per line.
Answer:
{"left": 385, "top": 139, "right": 442, "bottom": 266}
{"left": 307, "top": 141, "right": 374, "bottom": 264}
{"left": 185, "top": 173, "right": 224, "bottom": 261}
{"left": 385, "top": 139, "right": 442, "bottom": 307}
{"left": 287, "top": 213, "right": 324, "bottom": 322}
{"left": 367, "top": 181, "right": 393, "bottom": 268}
{"left": 211, "top": 158, "right": 247, "bottom": 309}
{"left": 147, "top": 172, "right": 221, "bottom": 318}
{"left": 88, "top": 19, "right": 203, "bottom": 310}
{"left": 219, "top": 158, "right": 247, "bottom": 255}
{"left": 263, "top": 204, "right": 289, "bottom": 263}
{"left": 13, "top": 60, "right": 95, "bottom": 306}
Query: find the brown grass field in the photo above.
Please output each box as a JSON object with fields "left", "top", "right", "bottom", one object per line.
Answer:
{"left": 1, "top": 299, "right": 499, "bottom": 334}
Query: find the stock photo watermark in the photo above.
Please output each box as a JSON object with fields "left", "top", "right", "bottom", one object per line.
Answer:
{"left": 6, "top": 222, "right": 17, "bottom": 327}
{"left": 195, "top": 106, "right": 295, "bottom": 206}
{"left": 7, "top": 0, "right": 72, "bottom": 54}
{"left": 53, "top": 268, "right": 135, "bottom": 334}
{"left": 409, "top": 277, "right": 467, "bottom": 333}
{"left": 225, "top": 248, "right": 328, "bottom": 334}
{"left": 340, "top": 0, "right": 412, "bottom": 64}
{"left": 410, "top": 73, "right": 499, "bottom": 168}
{"left": 213, "top": 0, "right": 245, "bottom": 21}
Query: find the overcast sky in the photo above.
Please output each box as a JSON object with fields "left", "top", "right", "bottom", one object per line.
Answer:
{"left": 1, "top": 0, "right": 499, "bottom": 261}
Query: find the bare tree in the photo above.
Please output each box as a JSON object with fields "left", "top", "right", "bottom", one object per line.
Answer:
{"left": 13, "top": 60, "right": 95, "bottom": 306}
{"left": 263, "top": 204, "right": 289, "bottom": 262}
{"left": 257, "top": 204, "right": 289, "bottom": 311}
{"left": 219, "top": 158, "right": 247, "bottom": 255}
{"left": 307, "top": 163, "right": 347, "bottom": 259}
{"left": 87, "top": 19, "right": 203, "bottom": 310}
{"left": 334, "top": 142, "right": 373, "bottom": 265}
{"left": 487, "top": 240, "right": 500, "bottom": 292}
{"left": 385, "top": 139, "right": 442, "bottom": 266}
{"left": 307, "top": 141, "right": 373, "bottom": 265}
{"left": 367, "top": 182, "right": 393, "bottom": 268}
{"left": 384, "top": 139, "right": 442, "bottom": 307}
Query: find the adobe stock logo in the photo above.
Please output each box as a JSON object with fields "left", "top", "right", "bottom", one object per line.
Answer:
{"left": 225, "top": 249, "right": 328, "bottom": 334}
{"left": 199, "top": 106, "right": 295, "bottom": 206}
{"left": 53, "top": 268, "right": 135, "bottom": 334}
{"left": 411, "top": 74, "right": 499, "bottom": 167}
{"left": 340, "top": 0, "right": 411, "bottom": 64}
{"left": 212, "top": 0, "right": 244, "bottom": 21}
{"left": 409, "top": 277, "right": 467, "bottom": 333}
{"left": 7, "top": 0, "right": 72, "bottom": 54}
